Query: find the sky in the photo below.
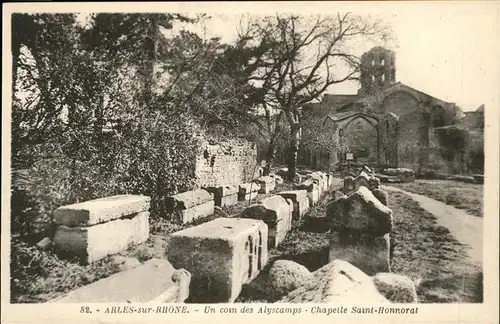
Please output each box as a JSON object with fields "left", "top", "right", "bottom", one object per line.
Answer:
{"left": 167, "top": 2, "right": 499, "bottom": 112}
{"left": 8, "top": 2, "right": 500, "bottom": 113}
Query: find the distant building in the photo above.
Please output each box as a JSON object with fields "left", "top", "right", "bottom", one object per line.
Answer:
{"left": 299, "top": 46, "right": 484, "bottom": 175}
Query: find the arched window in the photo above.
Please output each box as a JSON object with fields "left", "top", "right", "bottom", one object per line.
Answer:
{"left": 381, "top": 74, "right": 385, "bottom": 82}
{"left": 381, "top": 58, "right": 385, "bottom": 66}
{"left": 371, "top": 75, "right": 375, "bottom": 82}
{"left": 371, "top": 59, "right": 375, "bottom": 66}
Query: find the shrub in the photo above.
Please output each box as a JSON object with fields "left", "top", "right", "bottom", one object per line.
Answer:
{"left": 11, "top": 112, "right": 203, "bottom": 237}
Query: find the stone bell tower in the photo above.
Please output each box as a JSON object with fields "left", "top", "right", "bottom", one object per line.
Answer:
{"left": 358, "top": 46, "right": 396, "bottom": 95}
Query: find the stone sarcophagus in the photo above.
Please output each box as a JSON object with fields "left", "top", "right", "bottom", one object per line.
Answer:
{"left": 238, "top": 182, "right": 261, "bottom": 202}
{"left": 342, "top": 176, "right": 355, "bottom": 193}
{"left": 167, "top": 218, "right": 268, "bottom": 303}
{"left": 277, "top": 190, "right": 310, "bottom": 221}
{"left": 353, "top": 171, "right": 371, "bottom": 190}
{"left": 382, "top": 168, "right": 416, "bottom": 183}
{"left": 254, "top": 176, "right": 276, "bottom": 194}
{"left": 307, "top": 173, "right": 325, "bottom": 197}
{"left": 204, "top": 185, "right": 238, "bottom": 208}
{"left": 53, "top": 195, "right": 150, "bottom": 264}
{"left": 353, "top": 170, "right": 380, "bottom": 191}
{"left": 326, "top": 186, "right": 393, "bottom": 275}
{"left": 240, "top": 195, "right": 292, "bottom": 248}
{"left": 279, "top": 260, "right": 389, "bottom": 303}
{"left": 49, "top": 259, "right": 190, "bottom": 303}
{"left": 269, "top": 173, "right": 284, "bottom": 185}
{"left": 295, "top": 180, "right": 320, "bottom": 207}
{"left": 165, "top": 189, "right": 214, "bottom": 224}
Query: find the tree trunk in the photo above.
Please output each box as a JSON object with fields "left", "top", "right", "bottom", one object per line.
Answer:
{"left": 142, "top": 18, "right": 158, "bottom": 108}
{"left": 263, "top": 139, "right": 276, "bottom": 176}
{"left": 286, "top": 123, "right": 301, "bottom": 182}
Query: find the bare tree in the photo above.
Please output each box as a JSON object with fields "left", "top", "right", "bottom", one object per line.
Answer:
{"left": 240, "top": 13, "right": 393, "bottom": 180}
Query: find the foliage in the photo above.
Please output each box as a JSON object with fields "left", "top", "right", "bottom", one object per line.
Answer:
{"left": 235, "top": 13, "right": 393, "bottom": 179}
{"left": 10, "top": 13, "right": 262, "bottom": 236}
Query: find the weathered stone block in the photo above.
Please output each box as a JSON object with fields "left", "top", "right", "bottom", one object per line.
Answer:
{"left": 354, "top": 171, "right": 371, "bottom": 190}
{"left": 277, "top": 190, "right": 310, "bottom": 220}
{"left": 165, "top": 189, "right": 214, "bottom": 224}
{"left": 328, "top": 231, "right": 391, "bottom": 276}
{"left": 295, "top": 180, "right": 320, "bottom": 206}
{"left": 254, "top": 176, "right": 276, "bottom": 194}
{"left": 240, "top": 195, "right": 292, "bottom": 248}
{"left": 110, "top": 255, "right": 141, "bottom": 272}
{"left": 328, "top": 186, "right": 393, "bottom": 235}
{"left": 279, "top": 259, "right": 389, "bottom": 303}
{"left": 276, "top": 167, "right": 289, "bottom": 177}
{"left": 362, "top": 166, "right": 374, "bottom": 175}
{"left": 269, "top": 260, "right": 313, "bottom": 298}
{"left": 326, "top": 173, "right": 334, "bottom": 188}
{"left": 36, "top": 237, "right": 52, "bottom": 250}
{"left": 238, "top": 182, "right": 260, "bottom": 202}
{"left": 54, "top": 195, "right": 150, "bottom": 227}
{"left": 372, "top": 188, "right": 389, "bottom": 206}
{"left": 368, "top": 176, "right": 381, "bottom": 190}
{"left": 167, "top": 218, "right": 268, "bottom": 303}
{"left": 373, "top": 272, "right": 418, "bottom": 303}
{"left": 53, "top": 211, "right": 149, "bottom": 264}
{"left": 49, "top": 259, "right": 190, "bottom": 303}
{"left": 285, "top": 198, "right": 294, "bottom": 221}
{"left": 318, "top": 172, "right": 329, "bottom": 192}
{"left": 269, "top": 173, "right": 284, "bottom": 184}
{"left": 205, "top": 186, "right": 238, "bottom": 207}
{"left": 343, "top": 176, "right": 354, "bottom": 193}
{"left": 382, "top": 168, "right": 415, "bottom": 183}
{"left": 308, "top": 173, "right": 325, "bottom": 197}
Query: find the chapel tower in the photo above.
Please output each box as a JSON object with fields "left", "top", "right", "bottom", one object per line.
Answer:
{"left": 358, "top": 46, "right": 396, "bottom": 95}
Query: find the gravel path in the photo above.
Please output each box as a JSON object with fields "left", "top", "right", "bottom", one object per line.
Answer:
{"left": 382, "top": 185, "right": 483, "bottom": 266}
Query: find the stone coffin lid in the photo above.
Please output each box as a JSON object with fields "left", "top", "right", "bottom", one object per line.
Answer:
{"left": 53, "top": 195, "right": 151, "bottom": 227}
{"left": 382, "top": 168, "right": 415, "bottom": 176}
{"left": 255, "top": 176, "right": 275, "bottom": 184}
{"left": 308, "top": 173, "right": 323, "bottom": 182}
{"left": 279, "top": 259, "right": 389, "bottom": 303}
{"left": 362, "top": 166, "right": 374, "bottom": 174}
{"left": 241, "top": 195, "right": 289, "bottom": 223}
{"left": 295, "top": 179, "right": 316, "bottom": 191}
{"left": 170, "top": 217, "right": 267, "bottom": 241}
{"left": 269, "top": 173, "right": 284, "bottom": 181}
{"left": 327, "top": 186, "right": 392, "bottom": 233}
{"left": 48, "top": 259, "right": 188, "bottom": 303}
{"left": 260, "top": 195, "right": 288, "bottom": 210}
{"left": 276, "top": 168, "right": 289, "bottom": 177}
{"left": 167, "top": 189, "right": 214, "bottom": 210}
{"left": 205, "top": 185, "right": 238, "bottom": 197}
{"left": 356, "top": 171, "right": 372, "bottom": 181}
{"left": 239, "top": 182, "right": 261, "bottom": 193}
{"left": 277, "top": 190, "right": 308, "bottom": 201}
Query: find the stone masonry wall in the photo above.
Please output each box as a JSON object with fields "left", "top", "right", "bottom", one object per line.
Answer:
{"left": 194, "top": 138, "right": 258, "bottom": 188}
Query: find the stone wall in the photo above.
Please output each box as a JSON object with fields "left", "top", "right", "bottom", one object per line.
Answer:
{"left": 194, "top": 138, "right": 258, "bottom": 188}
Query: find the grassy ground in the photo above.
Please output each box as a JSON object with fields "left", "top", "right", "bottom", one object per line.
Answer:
{"left": 11, "top": 181, "right": 482, "bottom": 304}
{"left": 389, "top": 191, "right": 483, "bottom": 303}
{"left": 390, "top": 180, "right": 483, "bottom": 217}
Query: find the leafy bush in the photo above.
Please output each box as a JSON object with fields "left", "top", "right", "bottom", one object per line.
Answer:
{"left": 11, "top": 112, "right": 203, "bottom": 237}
